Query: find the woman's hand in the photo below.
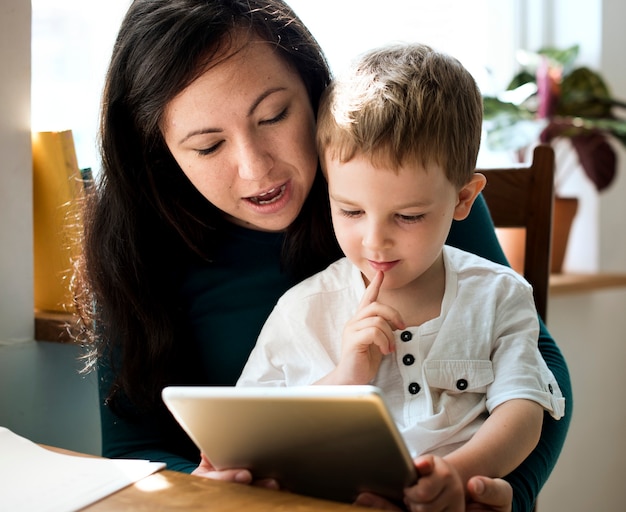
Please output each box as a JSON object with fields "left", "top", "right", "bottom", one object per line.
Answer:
{"left": 192, "top": 453, "right": 279, "bottom": 489}
{"left": 192, "top": 453, "right": 253, "bottom": 483}
{"left": 354, "top": 470, "right": 513, "bottom": 512}
{"left": 466, "top": 476, "right": 512, "bottom": 512}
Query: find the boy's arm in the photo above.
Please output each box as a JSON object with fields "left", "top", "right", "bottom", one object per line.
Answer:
{"left": 403, "top": 399, "right": 543, "bottom": 511}
{"left": 443, "top": 399, "right": 544, "bottom": 486}
{"left": 403, "top": 400, "right": 542, "bottom": 510}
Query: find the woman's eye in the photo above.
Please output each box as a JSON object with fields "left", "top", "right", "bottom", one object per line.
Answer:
{"left": 398, "top": 214, "right": 425, "bottom": 223}
{"left": 196, "top": 141, "right": 223, "bottom": 156}
{"left": 261, "top": 107, "right": 289, "bottom": 125}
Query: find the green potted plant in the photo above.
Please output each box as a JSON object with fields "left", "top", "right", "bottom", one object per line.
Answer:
{"left": 482, "top": 44, "right": 626, "bottom": 272}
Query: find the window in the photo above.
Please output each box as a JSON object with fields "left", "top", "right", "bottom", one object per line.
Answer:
{"left": 288, "top": 0, "right": 522, "bottom": 166}
{"left": 289, "top": 0, "right": 512, "bottom": 92}
{"left": 31, "top": 0, "right": 521, "bottom": 173}
{"left": 31, "top": 0, "right": 130, "bottom": 172}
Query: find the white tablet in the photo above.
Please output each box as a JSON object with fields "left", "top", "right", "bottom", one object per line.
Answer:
{"left": 162, "top": 385, "right": 417, "bottom": 503}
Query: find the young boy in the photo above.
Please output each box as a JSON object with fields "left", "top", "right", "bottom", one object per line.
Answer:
{"left": 238, "top": 43, "right": 565, "bottom": 509}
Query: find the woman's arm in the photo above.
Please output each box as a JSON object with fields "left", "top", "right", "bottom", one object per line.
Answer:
{"left": 98, "top": 362, "right": 198, "bottom": 473}
{"left": 504, "top": 319, "right": 572, "bottom": 512}
{"left": 447, "top": 194, "right": 573, "bottom": 512}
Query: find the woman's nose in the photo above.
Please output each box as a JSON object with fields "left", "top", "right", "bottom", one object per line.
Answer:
{"left": 237, "top": 137, "right": 273, "bottom": 180}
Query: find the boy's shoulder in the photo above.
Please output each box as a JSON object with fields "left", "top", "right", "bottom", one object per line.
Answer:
{"left": 443, "top": 245, "right": 529, "bottom": 286}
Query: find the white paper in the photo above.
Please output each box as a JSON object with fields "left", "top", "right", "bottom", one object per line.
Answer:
{"left": 0, "top": 427, "right": 165, "bottom": 511}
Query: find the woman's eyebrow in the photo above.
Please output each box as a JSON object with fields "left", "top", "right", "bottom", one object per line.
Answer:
{"left": 179, "top": 127, "right": 221, "bottom": 145}
{"left": 247, "top": 87, "right": 287, "bottom": 116}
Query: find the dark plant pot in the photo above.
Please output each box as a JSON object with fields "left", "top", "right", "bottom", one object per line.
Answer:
{"left": 495, "top": 196, "right": 579, "bottom": 276}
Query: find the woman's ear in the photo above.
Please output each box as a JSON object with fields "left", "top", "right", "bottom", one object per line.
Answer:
{"left": 453, "top": 173, "right": 486, "bottom": 221}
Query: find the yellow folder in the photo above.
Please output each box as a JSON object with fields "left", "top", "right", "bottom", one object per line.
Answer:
{"left": 32, "top": 130, "right": 85, "bottom": 313}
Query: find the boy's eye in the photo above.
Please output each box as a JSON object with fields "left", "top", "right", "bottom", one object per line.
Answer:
{"left": 340, "top": 209, "right": 363, "bottom": 218}
{"left": 398, "top": 214, "right": 425, "bottom": 223}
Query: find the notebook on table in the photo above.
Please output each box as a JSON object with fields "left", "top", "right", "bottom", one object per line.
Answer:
{"left": 162, "top": 384, "right": 417, "bottom": 504}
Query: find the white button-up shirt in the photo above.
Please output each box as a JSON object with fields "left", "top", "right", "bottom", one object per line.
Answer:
{"left": 238, "top": 246, "right": 565, "bottom": 458}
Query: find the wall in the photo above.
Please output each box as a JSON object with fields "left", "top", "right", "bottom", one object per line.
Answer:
{"left": 537, "top": 1, "right": 626, "bottom": 510}
{"left": 0, "top": 341, "right": 100, "bottom": 454}
{"left": 0, "top": 0, "right": 100, "bottom": 455}
{"left": 539, "top": 289, "right": 626, "bottom": 511}
{"left": 0, "top": 0, "right": 33, "bottom": 342}
{"left": 599, "top": 0, "right": 626, "bottom": 272}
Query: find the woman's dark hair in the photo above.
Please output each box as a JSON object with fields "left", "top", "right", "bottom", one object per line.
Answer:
{"left": 74, "top": 0, "right": 340, "bottom": 410}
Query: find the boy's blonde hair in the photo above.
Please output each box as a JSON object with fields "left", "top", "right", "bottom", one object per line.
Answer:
{"left": 317, "top": 43, "right": 483, "bottom": 188}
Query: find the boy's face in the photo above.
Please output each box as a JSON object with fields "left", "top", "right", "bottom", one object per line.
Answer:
{"left": 326, "top": 152, "right": 480, "bottom": 292}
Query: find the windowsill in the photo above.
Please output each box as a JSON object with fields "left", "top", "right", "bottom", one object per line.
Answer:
{"left": 34, "top": 309, "right": 78, "bottom": 343}
{"left": 34, "top": 272, "right": 626, "bottom": 343}
{"left": 549, "top": 272, "right": 626, "bottom": 296}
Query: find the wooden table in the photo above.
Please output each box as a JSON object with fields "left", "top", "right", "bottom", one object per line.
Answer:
{"left": 42, "top": 446, "right": 380, "bottom": 511}
{"left": 82, "top": 469, "right": 379, "bottom": 511}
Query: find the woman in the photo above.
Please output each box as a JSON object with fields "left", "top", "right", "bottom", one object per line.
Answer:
{"left": 74, "top": 1, "right": 571, "bottom": 511}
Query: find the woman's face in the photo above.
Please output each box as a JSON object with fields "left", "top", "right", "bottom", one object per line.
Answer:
{"left": 162, "top": 36, "right": 318, "bottom": 232}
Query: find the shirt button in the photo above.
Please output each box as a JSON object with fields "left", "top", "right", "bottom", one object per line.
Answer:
{"left": 402, "top": 354, "right": 415, "bottom": 366}
{"left": 408, "top": 382, "right": 421, "bottom": 395}
{"left": 400, "top": 331, "right": 412, "bottom": 342}
{"left": 456, "top": 379, "right": 468, "bottom": 391}
{"left": 548, "top": 383, "right": 554, "bottom": 394}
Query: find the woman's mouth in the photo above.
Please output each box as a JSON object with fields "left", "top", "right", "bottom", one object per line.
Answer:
{"left": 247, "top": 184, "right": 287, "bottom": 205}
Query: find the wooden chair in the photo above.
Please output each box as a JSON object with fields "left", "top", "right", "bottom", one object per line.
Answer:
{"left": 477, "top": 144, "right": 555, "bottom": 322}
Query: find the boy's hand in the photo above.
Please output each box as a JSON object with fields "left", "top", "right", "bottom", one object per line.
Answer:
{"left": 403, "top": 454, "right": 465, "bottom": 512}
{"left": 334, "top": 271, "right": 405, "bottom": 384}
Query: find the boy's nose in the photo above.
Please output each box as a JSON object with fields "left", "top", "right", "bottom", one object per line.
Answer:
{"left": 362, "top": 221, "right": 389, "bottom": 250}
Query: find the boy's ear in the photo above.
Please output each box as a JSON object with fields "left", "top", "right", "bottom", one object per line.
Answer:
{"left": 453, "top": 173, "right": 486, "bottom": 221}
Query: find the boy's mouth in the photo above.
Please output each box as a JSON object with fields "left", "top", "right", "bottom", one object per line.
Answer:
{"left": 368, "top": 260, "right": 400, "bottom": 272}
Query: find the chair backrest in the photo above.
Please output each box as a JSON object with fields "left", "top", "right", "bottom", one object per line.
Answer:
{"left": 477, "top": 144, "right": 555, "bottom": 322}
